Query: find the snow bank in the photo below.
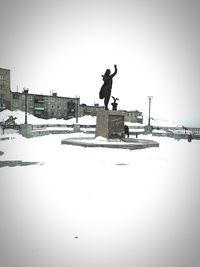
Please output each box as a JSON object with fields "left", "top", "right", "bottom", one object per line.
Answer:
{"left": 142, "top": 114, "right": 180, "bottom": 127}
{"left": 65, "top": 115, "right": 96, "bottom": 125}
{"left": 0, "top": 109, "right": 181, "bottom": 128}
{"left": 0, "top": 109, "right": 96, "bottom": 125}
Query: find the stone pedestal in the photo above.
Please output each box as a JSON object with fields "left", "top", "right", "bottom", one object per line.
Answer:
{"left": 95, "top": 110, "right": 125, "bottom": 139}
{"left": 73, "top": 124, "right": 81, "bottom": 132}
{"left": 20, "top": 124, "right": 33, "bottom": 138}
{"left": 144, "top": 125, "right": 153, "bottom": 134}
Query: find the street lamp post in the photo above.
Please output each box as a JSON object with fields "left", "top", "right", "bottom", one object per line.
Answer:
{"left": 147, "top": 96, "right": 153, "bottom": 126}
{"left": 75, "top": 95, "right": 80, "bottom": 124}
{"left": 24, "top": 88, "right": 29, "bottom": 124}
{"left": 73, "top": 95, "right": 80, "bottom": 133}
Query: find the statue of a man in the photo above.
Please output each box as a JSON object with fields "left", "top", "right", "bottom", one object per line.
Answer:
{"left": 99, "top": 65, "right": 117, "bottom": 110}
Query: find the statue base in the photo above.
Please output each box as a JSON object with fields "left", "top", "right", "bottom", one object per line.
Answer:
{"left": 144, "top": 125, "right": 153, "bottom": 134}
{"left": 73, "top": 124, "right": 81, "bottom": 132}
{"left": 95, "top": 110, "right": 125, "bottom": 139}
{"left": 20, "top": 124, "right": 32, "bottom": 138}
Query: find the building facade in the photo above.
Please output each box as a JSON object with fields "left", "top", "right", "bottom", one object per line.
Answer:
{"left": 124, "top": 110, "right": 143, "bottom": 124}
{"left": 79, "top": 103, "right": 105, "bottom": 117}
{"left": 11, "top": 91, "right": 80, "bottom": 120}
{"left": 0, "top": 68, "right": 12, "bottom": 111}
{"left": 11, "top": 93, "right": 143, "bottom": 123}
{"left": 79, "top": 104, "right": 143, "bottom": 123}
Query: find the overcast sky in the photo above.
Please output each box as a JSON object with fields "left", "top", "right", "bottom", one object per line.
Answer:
{"left": 1, "top": 0, "right": 200, "bottom": 126}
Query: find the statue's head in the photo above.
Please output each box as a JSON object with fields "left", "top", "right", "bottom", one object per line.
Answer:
{"left": 105, "top": 69, "right": 111, "bottom": 75}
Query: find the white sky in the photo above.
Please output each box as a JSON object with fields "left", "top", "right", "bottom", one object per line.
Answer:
{"left": 1, "top": 0, "right": 200, "bottom": 126}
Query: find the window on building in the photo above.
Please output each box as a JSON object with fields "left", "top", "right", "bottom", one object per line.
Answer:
{"left": 0, "top": 84, "right": 5, "bottom": 90}
{"left": 13, "top": 94, "right": 19, "bottom": 99}
{"left": 0, "top": 75, "right": 5, "bottom": 81}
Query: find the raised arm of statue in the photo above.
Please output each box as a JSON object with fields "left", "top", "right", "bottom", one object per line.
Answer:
{"left": 110, "top": 65, "right": 117, "bottom": 78}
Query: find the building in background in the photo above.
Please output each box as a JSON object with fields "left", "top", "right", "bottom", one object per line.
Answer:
{"left": 0, "top": 68, "right": 12, "bottom": 111}
{"left": 11, "top": 91, "right": 143, "bottom": 123}
{"left": 79, "top": 103, "right": 104, "bottom": 117}
{"left": 124, "top": 110, "right": 143, "bottom": 124}
{"left": 79, "top": 104, "right": 143, "bottom": 123}
{"left": 11, "top": 91, "right": 80, "bottom": 120}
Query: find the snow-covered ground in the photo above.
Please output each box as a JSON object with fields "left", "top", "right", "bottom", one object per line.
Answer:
{"left": 0, "top": 130, "right": 200, "bottom": 267}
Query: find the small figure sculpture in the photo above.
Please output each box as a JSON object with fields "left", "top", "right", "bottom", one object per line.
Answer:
{"left": 124, "top": 125, "right": 129, "bottom": 138}
{"left": 111, "top": 96, "right": 119, "bottom": 110}
{"left": 188, "top": 133, "right": 192, "bottom": 142}
{"left": 99, "top": 65, "right": 117, "bottom": 110}
{"left": 5, "top": 116, "right": 17, "bottom": 127}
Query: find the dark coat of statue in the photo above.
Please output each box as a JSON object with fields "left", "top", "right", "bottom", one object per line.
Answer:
{"left": 99, "top": 65, "right": 117, "bottom": 110}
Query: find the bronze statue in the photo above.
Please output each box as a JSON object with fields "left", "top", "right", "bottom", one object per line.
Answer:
{"left": 99, "top": 65, "right": 117, "bottom": 110}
